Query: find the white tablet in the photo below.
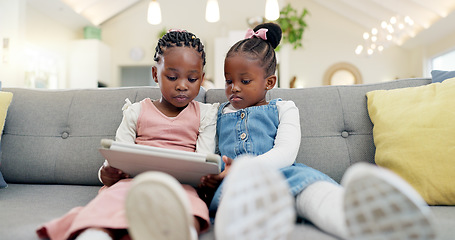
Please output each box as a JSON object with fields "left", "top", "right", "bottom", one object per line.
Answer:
{"left": 99, "top": 139, "right": 221, "bottom": 186}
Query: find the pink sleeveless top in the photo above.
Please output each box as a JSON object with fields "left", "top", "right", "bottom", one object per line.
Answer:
{"left": 135, "top": 99, "right": 200, "bottom": 152}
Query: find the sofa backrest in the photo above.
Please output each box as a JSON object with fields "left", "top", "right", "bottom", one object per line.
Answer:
{"left": 0, "top": 87, "right": 205, "bottom": 185}
{"left": 206, "top": 78, "right": 432, "bottom": 182}
{"left": 1, "top": 78, "right": 432, "bottom": 185}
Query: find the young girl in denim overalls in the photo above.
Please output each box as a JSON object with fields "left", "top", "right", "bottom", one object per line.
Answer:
{"left": 200, "top": 23, "right": 435, "bottom": 240}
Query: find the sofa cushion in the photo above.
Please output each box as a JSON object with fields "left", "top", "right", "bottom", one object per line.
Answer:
{"left": 0, "top": 87, "right": 206, "bottom": 186}
{"left": 0, "top": 91, "right": 13, "bottom": 188}
{"left": 0, "top": 184, "right": 100, "bottom": 239}
{"left": 431, "top": 70, "right": 455, "bottom": 83}
{"left": 366, "top": 78, "right": 455, "bottom": 205}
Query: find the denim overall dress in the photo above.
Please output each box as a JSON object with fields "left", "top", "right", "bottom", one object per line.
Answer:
{"left": 209, "top": 99, "right": 336, "bottom": 215}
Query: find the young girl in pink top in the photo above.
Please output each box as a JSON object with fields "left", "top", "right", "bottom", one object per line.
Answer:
{"left": 36, "top": 29, "right": 218, "bottom": 240}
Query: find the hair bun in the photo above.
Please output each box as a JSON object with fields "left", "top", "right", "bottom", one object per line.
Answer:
{"left": 253, "top": 22, "right": 282, "bottom": 49}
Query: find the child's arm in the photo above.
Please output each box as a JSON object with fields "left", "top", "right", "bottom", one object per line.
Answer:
{"left": 199, "top": 156, "right": 233, "bottom": 189}
{"left": 114, "top": 99, "right": 140, "bottom": 143}
{"left": 98, "top": 99, "right": 140, "bottom": 186}
{"left": 199, "top": 101, "right": 300, "bottom": 188}
{"left": 252, "top": 100, "right": 301, "bottom": 169}
{"left": 195, "top": 102, "right": 219, "bottom": 154}
{"left": 99, "top": 160, "right": 131, "bottom": 187}
{"left": 196, "top": 102, "right": 220, "bottom": 189}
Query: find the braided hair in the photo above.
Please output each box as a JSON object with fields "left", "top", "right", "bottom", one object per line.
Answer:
{"left": 154, "top": 30, "right": 206, "bottom": 66}
{"left": 226, "top": 23, "right": 282, "bottom": 78}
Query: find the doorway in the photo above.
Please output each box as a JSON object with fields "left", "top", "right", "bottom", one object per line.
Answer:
{"left": 120, "top": 66, "right": 156, "bottom": 87}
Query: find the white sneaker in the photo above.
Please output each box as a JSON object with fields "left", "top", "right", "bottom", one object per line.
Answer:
{"left": 342, "top": 162, "right": 436, "bottom": 240}
{"left": 75, "top": 229, "right": 113, "bottom": 240}
{"left": 125, "top": 172, "right": 197, "bottom": 240}
{"left": 215, "top": 156, "right": 295, "bottom": 240}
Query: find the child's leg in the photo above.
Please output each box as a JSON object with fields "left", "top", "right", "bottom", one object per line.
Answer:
{"left": 37, "top": 180, "right": 134, "bottom": 240}
{"left": 342, "top": 162, "right": 435, "bottom": 240}
{"left": 296, "top": 180, "right": 348, "bottom": 238}
{"left": 215, "top": 156, "right": 295, "bottom": 240}
{"left": 295, "top": 162, "right": 436, "bottom": 240}
{"left": 282, "top": 162, "right": 347, "bottom": 237}
{"left": 125, "top": 172, "right": 199, "bottom": 240}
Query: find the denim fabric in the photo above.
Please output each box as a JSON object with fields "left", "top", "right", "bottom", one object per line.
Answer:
{"left": 282, "top": 163, "right": 337, "bottom": 196}
{"left": 209, "top": 99, "right": 337, "bottom": 216}
{"left": 216, "top": 99, "right": 280, "bottom": 170}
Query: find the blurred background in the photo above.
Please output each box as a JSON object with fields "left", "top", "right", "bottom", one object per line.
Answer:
{"left": 1, "top": 0, "right": 454, "bottom": 89}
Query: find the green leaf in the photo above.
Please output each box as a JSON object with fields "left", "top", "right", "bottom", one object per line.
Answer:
{"left": 277, "top": 3, "right": 309, "bottom": 49}
{"left": 289, "top": 32, "right": 296, "bottom": 42}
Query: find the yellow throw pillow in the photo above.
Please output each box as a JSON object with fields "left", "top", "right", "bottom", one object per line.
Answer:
{"left": 0, "top": 91, "right": 13, "bottom": 188}
{"left": 0, "top": 92, "right": 13, "bottom": 133}
{"left": 366, "top": 78, "right": 455, "bottom": 205}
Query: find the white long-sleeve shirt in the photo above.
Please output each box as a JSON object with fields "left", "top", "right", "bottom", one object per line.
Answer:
{"left": 115, "top": 99, "right": 219, "bottom": 154}
{"left": 223, "top": 100, "right": 301, "bottom": 170}
{"left": 98, "top": 99, "right": 219, "bottom": 184}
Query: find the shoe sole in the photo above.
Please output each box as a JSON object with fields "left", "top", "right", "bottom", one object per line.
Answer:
{"left": 125, "top": 172, "right": 194, "bottom": 240}
{"left": 215, "top": 158, "right": 295, "bottom": 240}
{"left": 343, "top": 163, "right": 436, "bottom": 240}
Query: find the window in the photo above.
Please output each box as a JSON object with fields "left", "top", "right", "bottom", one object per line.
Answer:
{"left": 431, "top": 50, "right": 455, "bottom": 71}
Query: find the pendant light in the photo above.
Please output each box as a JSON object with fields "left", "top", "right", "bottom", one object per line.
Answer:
{"left": 265, "top": 0, "right": 280, "bottom": 21}
{"left": 147, "top": 0, "right": 162, "bottom": 25}
{"left": 206, "top": 0, "right": 220, "bottom": 23}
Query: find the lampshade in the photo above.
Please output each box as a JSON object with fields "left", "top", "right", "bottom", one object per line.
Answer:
{"left": 206, "top": 0, "right": 220, "bottom": 23}
{"left": 265, "top": 0, "right": 280, "bottom": 21}
{"left": 147, "top": 0, "right": 161, "bottom": 25}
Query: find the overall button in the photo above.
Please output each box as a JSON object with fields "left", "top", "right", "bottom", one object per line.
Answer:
{"left": 240, "top": 132, "right": 247, "bottom": 140}
{"left": 341, "top": 131, "right": 349, "bottom": 138}
{"left": 61, "top": 132, "right": 69, "bottom": 139}
{"left": 240, "top": 112, "right": 245, "bottom": 119}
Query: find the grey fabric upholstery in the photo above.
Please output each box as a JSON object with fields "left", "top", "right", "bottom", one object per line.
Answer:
{"left": 0, "top": 87, "right": 205, "bottom": 185}
{"left": 0, "top": 184, "right": 100, "bottom": 240}
{"left": 205, "top": 78, "right": 432, "bottom": 182}
{"left": 1, "top": 79, "right": 453, "bottom": 240}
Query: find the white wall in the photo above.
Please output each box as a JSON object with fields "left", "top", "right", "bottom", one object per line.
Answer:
{"left": 24, "top": 5, "right": 81, "bottom": 88}
{"left": 2, "top": 0, "right": 455, "bottom": 89}
{"left": 101, "top": 0, "right": 423, "bottom": 88}
{"left": 101, "top": 0, "right": 280, "bottom": 87}
{"left": 427, "top": 31, "right": 455, "bottom": 60}
{"left": 68, "top": 39, "right": 110, "bottom": 88}
{"left": 0, "top": 1, "right": 80, "bottom": 88}
{"left": 286, "top": 1, "right": 415, "bottom": 88}
{"left": 0, "top": 0, "right": 26, "bottom": 88}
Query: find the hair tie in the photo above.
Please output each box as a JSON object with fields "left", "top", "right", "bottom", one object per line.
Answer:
{"left": 167, "top": 28, "right": 187, "bottom": 33}
{"left": 245, "top": 28, "right": 268, "bottom": 40}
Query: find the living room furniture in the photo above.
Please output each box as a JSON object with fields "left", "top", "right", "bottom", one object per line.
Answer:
{"left": 0, "top": 78, "right": 453, "bottom": 239}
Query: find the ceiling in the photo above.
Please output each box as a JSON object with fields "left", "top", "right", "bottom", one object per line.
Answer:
{"left": 60, "top": 0, "right": 141, "bottom": 26}
{"left": 312, "top": 0, "right": 455, "bottom": 30}
{"left": 309, "top": 0, "right": 455, "bottom": 48}
{"left": 27, "top": 0, "right": 455, "bottom": 48}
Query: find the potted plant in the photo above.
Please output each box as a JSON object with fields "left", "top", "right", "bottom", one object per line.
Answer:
{"left": 276, "top": 3, "right": 309, "bottom": 50}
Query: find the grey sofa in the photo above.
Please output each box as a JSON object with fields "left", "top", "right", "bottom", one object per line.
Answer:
{"left": 0, "top": 78, "right": 453, "bottom": 240}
